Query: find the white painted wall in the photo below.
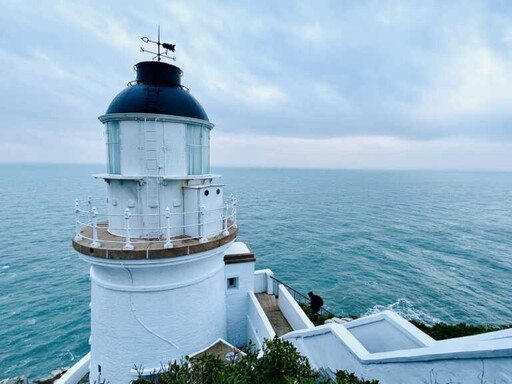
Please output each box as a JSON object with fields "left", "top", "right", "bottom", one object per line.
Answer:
{"left": 104, "top": 178, "right": 224, "bottom": 239}
{"left": 253, "top": 269, "right": 273, "bottom": 294}
{"left": 277, "top": 285, "right": 314, "bottom": 331}
{"left": 97, "top": 113, "right": 224, "bottom": 239}
{"left": 283, "top": 311, "right": 512, "bottom": 384}
{"left": 247, "top": 291, "right": 276, "bottom": 351}
{"left": 344, "top": 311, "right": 434, "bottom": 353}
{"left": 183, "top": 184, "right": 224, "bottom": 239}
{"left": 54, "top": 353, "right": 90, "bottom": 384}
{"left": 224, "top": 257, "right": 255, "bottom": 346}
{"left": 81, "top": 241, "right": 232, "bottom": 384}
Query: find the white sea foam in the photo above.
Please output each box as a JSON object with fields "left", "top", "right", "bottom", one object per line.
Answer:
{"left": 363, "top": 298, "right": 442, "bottom": 325}
{"left": 2, "top": 265, "right": 10, "bottom": 270}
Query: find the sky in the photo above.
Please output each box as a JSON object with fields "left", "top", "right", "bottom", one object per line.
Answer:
{"left": 1, "top": 0, "right": 512, "bottom": 170}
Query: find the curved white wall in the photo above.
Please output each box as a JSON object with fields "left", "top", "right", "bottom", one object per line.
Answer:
{"left": 82, "top": 242, "right": 232, "bottom": 384}
{"left": 100, "top": 114, "right": 213, "bottom": 177}
{"left": 97, "top": 114, "right": 223, "bottom": 239}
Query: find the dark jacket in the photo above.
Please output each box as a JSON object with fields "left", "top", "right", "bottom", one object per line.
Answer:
{"left": 310, "top": 294, "right": 324, "bottom": 313}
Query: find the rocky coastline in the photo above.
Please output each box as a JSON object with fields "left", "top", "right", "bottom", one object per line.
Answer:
{"left": 0, "top": 369, "right": 88, "bottom": 384}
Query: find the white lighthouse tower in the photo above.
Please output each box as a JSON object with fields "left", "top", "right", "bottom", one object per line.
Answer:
{"left": 72, "top": 39, "right": 253, "bottom": 384}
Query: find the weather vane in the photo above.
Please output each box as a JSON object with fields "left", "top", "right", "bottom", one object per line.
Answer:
{"left": 140, "top": 26, "right": 176, "bottom": 62}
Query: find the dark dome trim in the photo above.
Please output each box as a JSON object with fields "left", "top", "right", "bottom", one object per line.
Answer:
{"left": 105, "top": 61, "right": 209, "bottom": 122}
{"left": 98, "top": 113, "right": 214, "bottom": 129}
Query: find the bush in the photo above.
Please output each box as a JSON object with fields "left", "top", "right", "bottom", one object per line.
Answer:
{"left": 335, "top": 370, "right": 380, "bottom": 384}
{"left": 299, "top": 303, "right": 335, "bottom": 326}
{"left": 131, "top": 338, "right": 379, "bottom": 384}
{"left": 410, "top": 321, "right": 512, "bottom": 340}
{"left": 132, "top": 338, "right": 322, "bottom": 384}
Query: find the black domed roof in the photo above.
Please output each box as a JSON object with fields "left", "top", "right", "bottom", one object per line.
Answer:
{"left": 106, "top": 61, "right": 209, "bottom": 122}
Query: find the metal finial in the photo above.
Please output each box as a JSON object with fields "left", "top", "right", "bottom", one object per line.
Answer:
{"left": 140, "top": 26, "right": 176, "bottom": 62}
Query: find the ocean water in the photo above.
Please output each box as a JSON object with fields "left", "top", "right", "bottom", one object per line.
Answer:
{"left": 1, "top": 164, "right": 512, "bottom": 379}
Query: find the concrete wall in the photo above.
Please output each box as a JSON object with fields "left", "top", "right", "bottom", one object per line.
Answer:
{"left": 82, "top": 242, "right": 232, "bottom": 384}
{"left": 283, "top": 311, "right": 512, "bottom": 384}
{"left": 225, "top": 244, "right": 255, "bottom": 347}
{"left": 253, "top": 269, "right": 273, "bottom": 294}
{"left": 278, "top": 285, "right": 314, "bottom": 331}
{"left": 344, "top": 311, "right": 434, "bottom": 353}
{"left": 247, "top": 291, "right": 276, "bottom": 351}
{"left": 97, "top": 114, "right": 224, "bottom": 240}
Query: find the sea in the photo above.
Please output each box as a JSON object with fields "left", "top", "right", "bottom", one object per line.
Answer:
{"left": 1, "top": 164, "right": 511, "bottom": 380}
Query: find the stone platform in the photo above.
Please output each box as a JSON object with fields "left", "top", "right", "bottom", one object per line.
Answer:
{"left": 256, "top": 293, "right": 293, "bottom": 337}
{"left": 72, "top": 221, "right": 237, "bottom": 260}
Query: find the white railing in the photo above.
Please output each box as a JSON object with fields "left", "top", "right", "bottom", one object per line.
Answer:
{"left": 74, "top": 195, "right": 237, "bottom": 249}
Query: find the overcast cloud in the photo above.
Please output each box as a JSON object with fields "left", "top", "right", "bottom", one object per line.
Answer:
{"left": 1, "top": 0, "right": 511, "bottom": 169}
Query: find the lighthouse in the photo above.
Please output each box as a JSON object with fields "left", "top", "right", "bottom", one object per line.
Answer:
{"left": 72, "top": 38, "right": 255, "bottom": 384}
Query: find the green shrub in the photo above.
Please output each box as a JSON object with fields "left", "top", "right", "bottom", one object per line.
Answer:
{"left": 410, "top": 320, "right": 512, "bottom": 340}
{"left": 131, "top": 337, "right": 380, "bottom": 384}
{"left": 335, "top": 370, "right": 380, "bottom": 384}
{"left": 132, "top": 337, "right": 326, "bottom": 384}
{"left": 299, "top": 303, "right": 335, "bottom": 326}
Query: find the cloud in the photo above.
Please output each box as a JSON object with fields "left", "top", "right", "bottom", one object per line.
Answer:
{"left": 0, "top": 0, "right": 512, "bottom": 168}
{"left": 212, "top": 133, "right": 512, "bottom": 171}
{"left": 412, "top": 45, "right": 512, "bottom": 121}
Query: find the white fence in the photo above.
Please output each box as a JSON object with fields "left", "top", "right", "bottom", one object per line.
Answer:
{"left": 278, "top": 285, "right": 315, "bottom": 331}
{"left": 247, "top": 291, "right": 276, "bottom": 351}
{"left": 253, "top": 269, "right": 274, "bottom": 294}
{"left": 54, "top": 353, "right": 90, "bottom": 384}
{"left": 74, "top": 196, "right": 237, "bottom": 250}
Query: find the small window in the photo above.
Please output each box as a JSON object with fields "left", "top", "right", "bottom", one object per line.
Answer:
{"left": 227, "top": 277, "right": 238, "bottom": 289}
{"left": 204, "top": 190, "right": 210, "bottom": 196}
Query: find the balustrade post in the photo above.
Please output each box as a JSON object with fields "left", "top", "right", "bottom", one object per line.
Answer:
{"left": 199, "top": 205, "right": 207, "bottom": 243}
{"left": 91, "top": 207, "right": 100, "bottom": 248}
{"left": 222, "top": 201, "right": 229, "bottom": 236}
{"left": 87, "top": 196, "right": 93, "bottom": 224}
{"left": 266, "top": 270, "right": 274, "bottom": 295}
{"left": 230, "top": 195, "right": 238, "bottom": 228}
{"left": 74, "top": 199, "right": 83, "bottom": 241}
{"left": 164, "top": 207, "right": 173, "bottom": 248}
{"left": 123, "top": 208, "right": 134, "bottom": 250}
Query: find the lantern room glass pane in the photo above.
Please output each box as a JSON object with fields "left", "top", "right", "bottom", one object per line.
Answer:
{"left": 202, "top": 129, "right": 210, "bottom": 173}
{"left": 187, "top": 125, "right": 210, "bottom": 175}
{"left": 106, "top": 121, "right": 121, "bottom": 174}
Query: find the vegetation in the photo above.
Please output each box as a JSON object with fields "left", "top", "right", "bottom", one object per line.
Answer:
{"left": 132, "top": 338, "right": 379, "bottom": 384}
{"left": 299, "top": 303, "right": 335, "bottom": 326}
{"left": 299, "top": 303, "right": 361, "bottom": 326}
{"left": 335, "top": 371, "right": 379, "bottom": 384}
{"left": 410, "top": 320, "right": 512, "bottom": 341}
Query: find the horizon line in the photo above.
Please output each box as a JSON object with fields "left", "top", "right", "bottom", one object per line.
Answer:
{"left": 0, "top": 162, "right": 511, "bottom": 173}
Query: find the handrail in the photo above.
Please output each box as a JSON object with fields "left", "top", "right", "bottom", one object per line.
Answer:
{"left": 75, "top": 206, "right": 225, "bottom": 216}
{"left": 269, "top": 275, "right": 335, "bottom": 318}
{"left": 74, "top": 195, "right": 237, "bottom": 249}
{"left": 76, "top": 220, "right": 237, "bottom": 246}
